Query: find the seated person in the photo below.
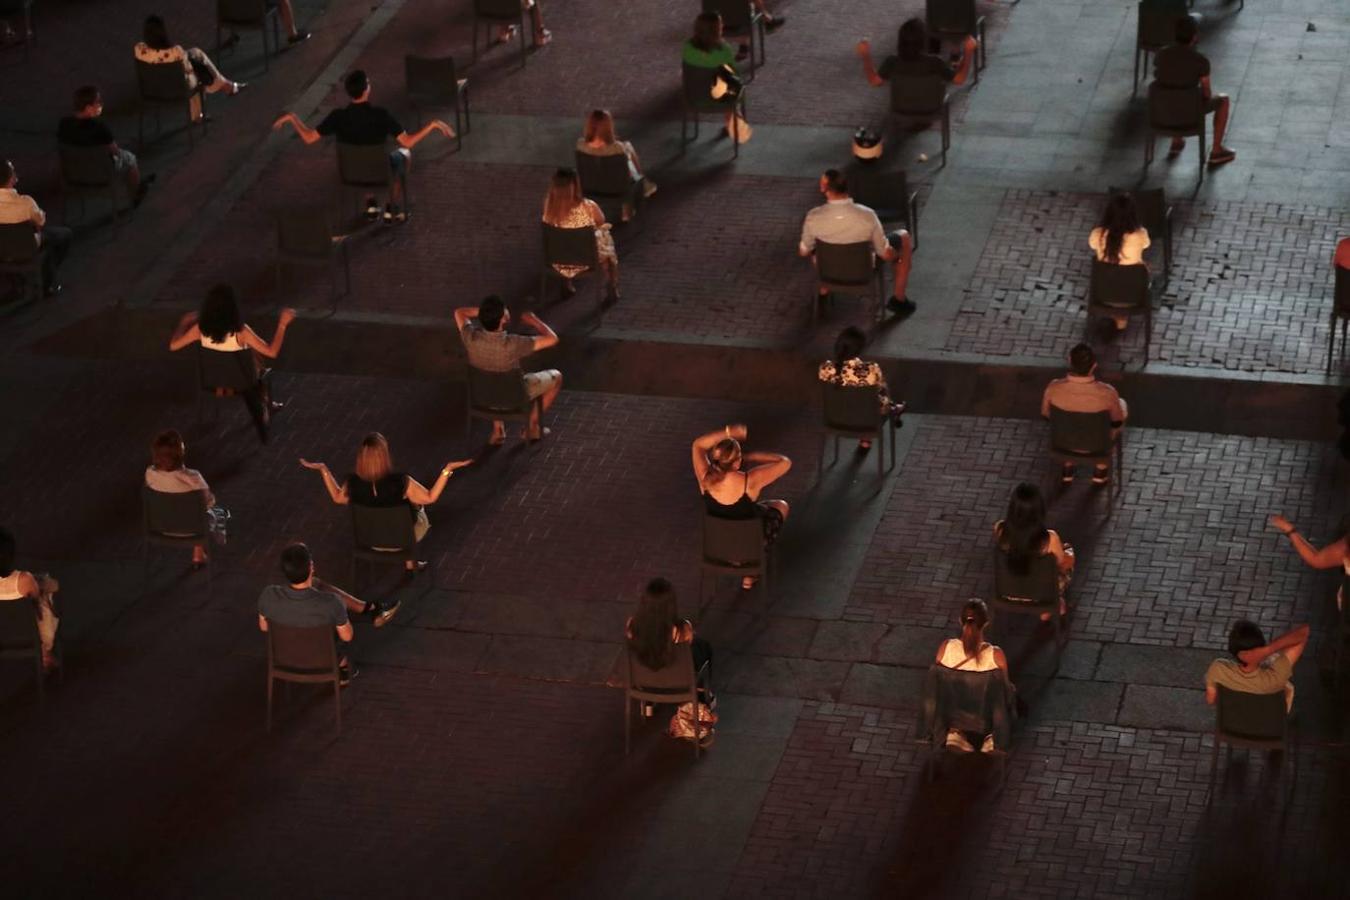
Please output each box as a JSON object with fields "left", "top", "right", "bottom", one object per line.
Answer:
{"left": 691, "top": 423, "right": 791, "bottom": 589}
{"left": 1040, "top": 343, "right": 1127, "bottom": 485}
{"left": 299, "top": 432, "right": 472, "bottom": 573}
{"left": 273, "top": 69, "right": 455, "bottom": 223}
{"left": 257, "top": 543, "right": 399, "bottom": 687}
{"left": 453, "top": 295, "right": 561, "bottom": 444}
{"left": 145, "top": 429, "right": 218, "bottom": 568}
{"left": 542, "top": 167, "right": 619, "bottom": 303}
{"left": 817, "top": 325, "right": 907, "bottom": 451}
{"left": 1204, "top": 619, "right": 1309, "bottom": 713}
{"left": 681, "top": 13, "right": 751, "bottom": 143}
{"left": 577, "top": 109, "right": 656, "bottom": 217}
{"left": 0, "top": 526, "right": 60, "bottom": 674}
{"left": 58, "top": 85, "right": 152, "bottom": 206}
{"left": 1154, "top": 14, "right": 1235, "bottom": 167}
{"left": 993, "top": 482, "right": 1074, "bottom": 620}
{"left": 798, "top": 169, "right": 915, "bottom": 317}
{"left": 1090, "top": 192, "right": 1151, "bottom": 332}
{"left": 934, "top": 598, "right": 1011, "bottom": 752}
{"left": 855, "top": 18, "right": 977, "bottom": 89}
{"left": 626, "top": 577, "right": 715, "bottom": 744}
{"left": 167, "top": 284, "right": 296, "bottom": 443}
{"left": 135, "top": 15, "right": 245, "bottom": 126}
{"left": 223, "top": 0, "right": 309, "bottom": 46}
{"left": 0, "top": 159, "right": 72, "bottom": 297}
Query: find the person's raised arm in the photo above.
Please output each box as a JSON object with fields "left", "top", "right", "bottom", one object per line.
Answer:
{"left": 397, "top": 119, "right": 455, "bottom": 149}
{"left": 854, "top": 39, "right": 885, "bottom": 87}
{"left": 167, "top": 311, "right": 202, "bottom": 351}
{"left": 240, "top": 308, "right": 297, "bottom": 359}
{"left": 258, "top": 613, "right": 270, "bottom": 632}
{"left": 403, "top": 459, "right": 474, "bottom": 505}
{"left": 518, "top": 311, "right": 559, "bottom": 353}
{"left": 746, "top": 452, "right": 792, "bottom": 492}
{"left": 1269, "top": 515, "right": 1348, "bottom": 569}
{"left": 272, "top": 112, "right": 322, "bottom": 144}
{"left": 692, "top": 424, "right": 744, "bottom": 483}
{"left": 336, "top": 621, "right": 354, "bottom": 642}
{"left": 299, "top": 458, "right": 349, "bottom": 505}
{"left": 1237, "top": 623, "right": 1311, "bottom": 670}
{"left": 951, "top": 35, "right": 977, "bottom": 86}
{"left": 453, "top": 305, "right": 479, "bottom": 333}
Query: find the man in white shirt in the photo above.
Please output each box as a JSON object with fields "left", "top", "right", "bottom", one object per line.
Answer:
{"left": 0, "top": 160, "right": 71, "bottom": 297}
{"left": 1041, "top": 343, "right": 1128, "bottom": 485}
{"left": 798, "top": 169, "right": 915, "bottom": 318}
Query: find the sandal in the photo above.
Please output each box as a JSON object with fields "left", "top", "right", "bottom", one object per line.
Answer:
{"left": 1061, "top": 463, "right": 1076, "bottom": 486}
{"left": 521, "top": 426, "right": 552, "bottom": 443}
{"left": 1091, "top": 466, "right": 1110, "bottom": 486}
{"left": 1207, "top": 148, "right": 1236, "bottom": 168}
{"left": 533, "top": 29, "right": 552, "bottom": 46}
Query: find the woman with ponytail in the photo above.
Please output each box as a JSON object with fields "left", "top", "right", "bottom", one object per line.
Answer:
{"left": 934, "top": 598, "right": 1010, "bottom": 752}
{"left": 691, "top": 423, "right": 791, "bottom": 589}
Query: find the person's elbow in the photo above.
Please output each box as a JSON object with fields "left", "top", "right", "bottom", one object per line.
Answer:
{"left": 536, "top": 335, "right": 560, "bottom": 352}
{"left": 336, "top": 623, "right": 354, "bottom": 642}
{"left": 797, "top": 244, "right": 812, "bottom": 258}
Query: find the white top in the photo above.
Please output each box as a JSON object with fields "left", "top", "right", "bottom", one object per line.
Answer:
{"left": 0, "top": 187, "right": 43, "bottom": 226}
{"left": 937, "top": 638, "right": 998, "bottom": 671}
{"left": 1089, "top": 227, "right": 1150, "bottom": 266}
{"left": 201, "top": 332, "right": 244, "bottom": 352}
{"left": 145, "top": 466, "right": 210, "bottom": 494}
{"left": 0, "top": 571, "right": 24, "bottom": 601}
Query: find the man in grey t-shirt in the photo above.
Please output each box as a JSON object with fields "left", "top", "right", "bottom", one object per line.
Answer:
{"left": 454, "top": 294, "right": 562, "bottom": 445}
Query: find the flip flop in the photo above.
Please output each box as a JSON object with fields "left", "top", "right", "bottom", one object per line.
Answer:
{"left": 1207, "top": 149, "right": 1236, "bottom": 168}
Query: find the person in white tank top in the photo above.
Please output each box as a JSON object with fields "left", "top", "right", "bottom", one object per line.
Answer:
{"left": 934, "top": 599, "right": 1011, "bottom": 752}
{"left": 0, "top": 527, "right": 60, "bottom": 673}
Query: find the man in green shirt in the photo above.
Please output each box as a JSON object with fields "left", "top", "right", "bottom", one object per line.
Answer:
{"left": 1204, "top": 619, "right": 1309, "bottom": 713}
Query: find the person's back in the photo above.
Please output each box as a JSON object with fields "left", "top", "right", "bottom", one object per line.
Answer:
{"left": 320, "top": 101, "right": 403, "bottom": 146}
{"left": 346, "top": 471, "right": 410, "bottom": 508}
{"left": 258, "top": 582, "right": 348, "bottom": 629}
{"left": 57, "top": 113, "right": 114, "bottom": 148}
{"left": 462, "top": 318, "right": 535, "bottom": 374}
{"left": 1205, "top": 619, "right": 1308, "bottom": 713}
{"left": 1041, "top": 344, "right": 1127, "bottom": 423}
{"left": 1154, "top": 37, "right": 1208, "bottom": 89}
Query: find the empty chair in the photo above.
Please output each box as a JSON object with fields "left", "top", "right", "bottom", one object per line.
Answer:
{"left": 276, "top": 206, "right": 350, "bottom": 309}
{"left": 350, "top": 504, "right": 418, "bottom": 586}
{"left": 624, "top": 642, "right": 711, "bottom": 758}
{"left": 216, "top": 0, "right": 281, "bottom": 71}
{"left": 890, "top": 75, "right": 951, "bottom": 167}
{"left": 266, "top": 623, "right": 342, "bottom": 733}
{"left": 1048, "top": 407, "right": 1123, "bottom": 498}
{"left": 918, "top": 664, "right": 1014, "bottom": 782}
{"left": 0, "top": 222, "right": 41, "bottom": 306}
{"left": 336, "top": 142, "right": 405, "bottom": 219}
{"left": 1208, "top": 685, "right": 1292, "bottom": 801}
{"left": 991, "top": 549, "right": 1066, "bottom": 671}
{"left": 819, "top": 382, "right": 896, "bottom": 480}
{"left": 1108, "top": 185, "right": 1173, "bottom": 286}
{"left": 135, "top": 59, "right": 208, "bottom": 150}
{"left": 59, "top": 145, "right": 125, "bottom": 225}
{"left": 470, "top": 0, "right": 532, "bottom": 67}
{"left": 1086, "top": 259, "right": 1154, "bottom": 362}
{"left": 0, "top": 596, "right": 48, "bottom": 696}
{"left": 848, "top": 166, "right": 920, "bottom": 247}
{"left": 680, "top": 63, "right": 748, "bottom": 159}
{"left": 1328, "top": 266, "right": 1350, "bottom": 374}
{"left": 699, "top": 514, "right": 769, "bottom": 606}
{"left": 574, "top": 151, "right": 642, "bottom": 225}
{"left": 701, "top": 0, "right": 766, "bottom": 78}
{"left": 464, "top": 364, "right": 541, "bottom": 442}
{"left": 1144, "top": 83, "right": 1206, "bottom": 186}
{"left": 404, "top": 55, "right": 470, "bottom": 149}
{"left": 142, "top": 485, "right": 212, "bottom": 595}
{"left": 814, "top": 240, "right": 882, "bottom": 323}
{"left": 1133, "top": 3, "right": 1187, "bottom": 97}
{"left": 925, "top": 0, "right": 986, "bottom": 84}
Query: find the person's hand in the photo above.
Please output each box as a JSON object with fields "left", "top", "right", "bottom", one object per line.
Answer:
{"left": 299, "top": 458, "right": 326, "bottom": 471}
{"left": 1237, "top": 647, "right": 1264, "bottom": 666}
{"left": 445, "top": 458, "right": 474, "bottom": 471}
{"left": 271, "top": 114, "right": 290, "bottom": 131}
{"left": 278, "top": 307, "right": 298, "bottom": 326}
{"left": 434, "top": 120, "right": 455, "bottom": 138}
{"left": 728, "top": 423, "right": 748, "bottom": 441}
{"left": 1268, "top": 514, "right": 1295, "bottom": 535}
{"left": 854, "top": 39, "right": 870, "bottom": 58}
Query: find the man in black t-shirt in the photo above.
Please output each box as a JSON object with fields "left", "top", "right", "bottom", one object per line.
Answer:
{"left": 273, "top": 69, "right": 455, "bottom": 224}
{"left": 57, "top": 85, "right": 152, "bottom": 205}
{"left": 1153, "top": 15, "right": 1234, "bottom": 167}
{"left": 855, "top": 18, "right": 976, "bottom": 91}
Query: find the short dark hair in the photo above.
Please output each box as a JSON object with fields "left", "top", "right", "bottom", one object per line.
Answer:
{"left": 478, "top": 295, "right": 506, "bottom": 332}
{"left": 1068, "top": 343, "right": 1096, "bottom": 376}
{"left": 822, "top": 169, "right": 849, "bottom": 195}
{"left": 833, "top": 326, "right": 866, "bottom": 365}
{"left": 151, "top": 429, "right": 186, "bottom": 471}
{"left": 1175, "top": 14, "right": 1198, "bottom": 44}
{"left": 1, "top": 160, "right": 13, "bottom": 186}
{"left": 280, "top": 543, "right": 313, "bottom": 585}
{"left": 344, "top": 70, "right": 370, "bottom": 99}
{"left": 73, "top": 85, "right": 101, "bottom": 112}
{"left": 1227, "top": 619, "right": 1265, "bottom": 661}
{"left": 0, "top": 526, "right": 14, "bottom": 577}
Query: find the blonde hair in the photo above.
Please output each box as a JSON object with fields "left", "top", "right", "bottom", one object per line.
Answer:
{"left": 543, "top": 168, "right": 584, "bottom": 225}
{"left": 583, "top": 109, "right": 616, "bottom": 144}
{"left": 354, "top": 432, "right": 392, "bottom": 483}
{"left": 702, "top": 438, "right": 742, "bottom": 488}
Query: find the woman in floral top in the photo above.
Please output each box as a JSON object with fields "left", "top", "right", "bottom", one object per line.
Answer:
{"left": 134, "top": 15, "right": 244, "bottom": 124}
{"left": 817, "top": 326, "right": 905, "bottom": 451}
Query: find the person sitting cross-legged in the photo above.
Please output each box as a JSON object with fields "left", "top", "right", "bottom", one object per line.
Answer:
{"left": 134, "top": 14, "right": 245, "bottom": 127}
{"left": 817, "top": 326, "right": 906, "bottom": 452}
{"left": 0, "top": 526, "right": 61, "bottom": 674}
{"left": 1204, "top": 619, "right": 1309, "bottom": 714}
{"left": 454, "top": 295, "right": 561, "bottom": 445}
{"left": 0, "top": 159, "right": 72, "bottom": 298}
{"left": 1154, "top": 14, "right": 1235, "bottom": 168}
{"left": 1040, "top": 343, "right": 1127, "bottom": 486}
{"left": 272, "top": 69, "right": 454, "bottom": 224}
{"left": 799, "top": 168, "right": 915, "bottom": 318}
{"left": 58, "top": 85, "right": 152, "bottom": 206}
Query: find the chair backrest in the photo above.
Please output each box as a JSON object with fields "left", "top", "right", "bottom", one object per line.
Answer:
{"left": 701, "top": 0, "right": 754, "bottom": 31}
{"left": 268, "top": 623, "right": 338, "bottom": 674}
{"left": 681, "top": 63, "right": 723, "bottom": 107}
{"left": 142, "top": 485, "right": 209, "bottom": 538}
{"left": 404, "top": 55, "right": 459, "bottom": 105}
{"left": 218, "top": 0, "right": 269, "bottom": 24}
{"left": 890, "top": 74, "right": 947, "bottom": 116}
{"left": 0, "top": 222, "right": 39, "bottom": 263}
{"left": 1137, "top": 4, "right": 1183, "bottom": 49}
{"left": 542, "top": 222, "right": 599, "bottom": 269}
{"left": 1107, "top": 186, "right": 1168, "bottom": 240}
{"left": 992, "top": 547, "right": 1059, "bottom": 607}
{"left": 1089, "top": 259, "right": 1150, "bottom": 310}
{"left": 574, "top": 151, "right": 633, "bottom": 197}
{"left": 1334, "top": 266, "right": 1350, "bottom": 318}
{"left": 626, "top": 642, "right": 698, "bottom": 700}
{"left": 1048, "top": 407, "right": 1114, "bottom": 456}
{"left": 277, "top": 206, "right": 335, "bottom": 259}
{"left": 351, "top": 503, "right": 416, "bottom": 552}
{"left": 475, "top": 0, "right": 522, "bottom": 18}
{"left": 822, "top": 382, "right": 883, "bottom": 431}
{"left": 1215, "top": 685, "right": 1288, "bottom": 742}
{"left": 702, "top": 514, "right": 764, "bottom": 565}
{"left": 336, "top": 142, "right": 391, "bottom": 187}
{"left": 0, "top": 597, "right": 39, "bottom": 654}
{"left": 59, "top": 144, "right": 116, "bottom": 188}
{"left": 815, "top": 240, "right": 875, "bottom": 285}
{"left": 927, "top": 0, "right": 978, "bottom": 35}
{"left": 848, "top": 166, "right": 909, "bottom": 218}
{"left": 1147, "top": 82, "right": 1204, "bottom": 131}
{"left": 197, "top": 346, "right": 259, "bottom": 392}
{"left": 467, "top": 365, "right": 531, "bottom": 412}
{"left": 921, "top": 664, "right": 1012, "bottom": 748}
{"left": 136, "top": 59, "right": 191, "bottom": 102}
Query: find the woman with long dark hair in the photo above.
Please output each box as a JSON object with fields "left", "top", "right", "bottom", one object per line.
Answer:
{"left": 1089, "top": 192, "right": 1151, "bottom": 331}
{"left": 933, "top": 598, "right": 1010, "bottom": 752}
{"left": 625, "top": 577, "right": 712, "bottom": 675}
{"left": 993, "top": 482, "right": 1074, "bottom": 619}
{"left": 691, "top": 423, "right": 790, "bottom": 589}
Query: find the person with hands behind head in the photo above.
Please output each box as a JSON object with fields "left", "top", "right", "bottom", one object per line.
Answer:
{"left": 454, "top": 296, "right": 562, "bottom": 445}
{"left": 300, "top": 432, "right": 472, "bottom": 575}
{"left": 1204, "top": 617, "right": 1309, "bottom": 713}
{"left": 855, "top": 18, "right": 977, "bottom": 90}
{"left": 691, "top": 423, "right": 791, "bottom": 590}
{"left": 1269, "top": 513, "right": 1350, "bottom": 610}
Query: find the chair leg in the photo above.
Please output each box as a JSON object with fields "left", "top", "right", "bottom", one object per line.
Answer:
{"left": 941, "top": 106, "right": 950, "bottom": 167}
{"left": 1208, "top": 737, "right": 1219, "bottom": 800}
{"left": 333, "top": 677, "right": 342, "bottom": 733}
{"left": 518, "top": 13, "right": 527, "bottom": 67}
{"left": 471, "top": 17, "right": 479, "bottom": 64}
{"left": 877, "top": 427, "right": 884, "bottom": 479}
{"left": 1132, "top": 47, "right": 1140, "bottom": 97}
{"left": 1144, "top": 130, "right": 1154, "bottom": 166}
{"left": 266, "top": 673, "right": 274, "bottom": 733}
{"left": 624, "top": 694, "right": 632, "bottom": 755}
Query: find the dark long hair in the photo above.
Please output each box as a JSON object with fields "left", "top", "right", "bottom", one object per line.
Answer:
{"left": 628, "top": 578, "right": 680, "bottom": 670}
{"left": 833, "top": 326, "right": 866, "bottom": 367}
{"left": 1099, "top": 192, "right": 1141, "bottom": 264}
{"left": 199, "top": 284, "right": 243, "bottom": 343}
{"left": 897, "top": 18, "right": 927, "bottom": 60}
{"left": 143, "top": 15, "right": 171, "bottom": 50}
{"left": 692, "top": 12, "right": 722, "bottom": 52}
{"left": 959, "top": 598, "right": 990, "bottom": 658}
{"left": 997, "top": 482, "right": 1048, "bottom": 573}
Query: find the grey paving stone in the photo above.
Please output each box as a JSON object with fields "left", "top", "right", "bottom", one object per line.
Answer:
{"left": 1019, "top": 678, "right": 1124, "bottom": 725}
{"left": 1118, "top": 684, "right": 1213, "bottom": 732}
{"left": 839, "top": 663, "right": 925, "bottom": 710}
{"left": 808, "top": 621, "right": 889, "bottom": 662}
{"left": 356, "top": 628, "right": 491, "bottom": 673}
{"left": 477, "top": 635, "right": 621, "bottom": 684}
{"left": 874, "top": 625, "right": 950, "bottom": 667}
{"left": 721, "top": 654, "right": 851, "bottom": 702}
{"left": 710, "top": 694, "right": 804, "bottom": 740}
{"left": 1096, "top": 644, "right": 1221, "bottom": 689}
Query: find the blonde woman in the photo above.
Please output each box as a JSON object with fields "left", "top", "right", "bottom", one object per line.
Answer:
{"left": 145, "top": 429, "right": 217, "bottom": 568}
{"left": 690, "top": 423, "right": 791, "bottom": 589}
{"left": 577, "top": 109, "right": 657, "bottom": 218}
{"left": 300, "top": 432, "right": 473, "bottom": 573}
{"left": 542, "top": 167, "right": 619, "bottom": 303}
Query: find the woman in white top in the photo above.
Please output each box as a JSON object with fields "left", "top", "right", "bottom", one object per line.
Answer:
{"left": 133, "top": 15, "right": 244, "bottom": 123}
{"left": 168, "top": 284, "right": 296, "bottom": 442}
{"left": 1088, "top": 192, "right": 1151, "bottom": 332}
{"left": 0, "top": 527, "right": 60, "bottom": 673}
{"left": 145, "top": 429, "right": 216, "bottom": 567}
{"left": 576, "top": 109, "right": 657, "bottom": 220}
{"left": 934, "top": 598, "right": 1010, "bottom": 752}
